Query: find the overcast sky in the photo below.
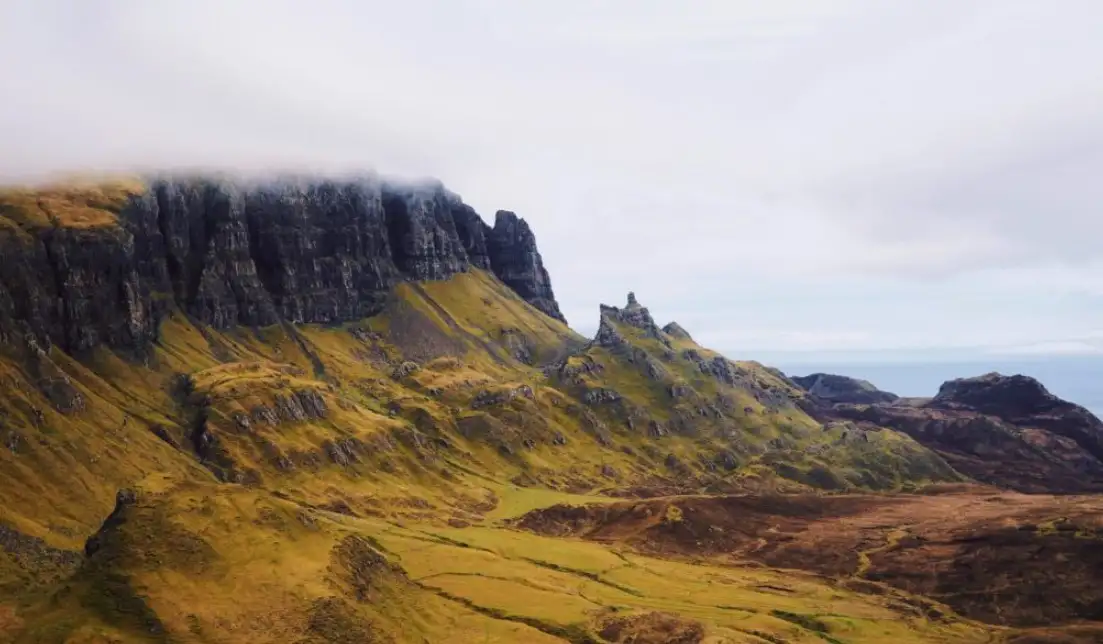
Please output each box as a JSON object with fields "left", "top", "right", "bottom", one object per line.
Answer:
{"left": 2, "top": 0, "right": 1102, "bottom": 363}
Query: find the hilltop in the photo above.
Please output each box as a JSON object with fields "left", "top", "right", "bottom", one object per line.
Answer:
{"left": 0, "top": 176, "right": 1101, "bottom": 643}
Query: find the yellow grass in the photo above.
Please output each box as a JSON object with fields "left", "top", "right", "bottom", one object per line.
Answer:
{"left": 0, "top": 178, "right": 143, "bottom": 229}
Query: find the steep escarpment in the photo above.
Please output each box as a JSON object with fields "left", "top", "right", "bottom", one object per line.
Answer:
{"left": 0, "top": 176, "right": 565, "bottom": 354}
{"left": 486, "top": 210, "right": 565, "bottom": 322}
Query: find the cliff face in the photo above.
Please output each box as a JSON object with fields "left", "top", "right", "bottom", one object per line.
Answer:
{"left": 486, "top": 210, "right": 565, "bottom": 322}
{"left": 0, "top": 176, "right": 565, "bottom": 353}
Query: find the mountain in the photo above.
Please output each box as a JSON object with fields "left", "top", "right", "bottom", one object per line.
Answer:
{"left": 1, "top": 176, "right": 1101, "bottom": 643}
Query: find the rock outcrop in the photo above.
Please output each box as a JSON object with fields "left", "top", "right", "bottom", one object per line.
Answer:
{"left": 597, "top": 293, "right": 670, "bottom": 347}
{"left": 791, "top": 373, "right": 899, "bottom": 405}
{"left": 485, "top": 210, "right": 565, "bottom": 322}
{"left": 931, "top": 372, "right": 1103, "bottom": 463}
{"left": 661, "top": 322, "right": 692, "bottom": 342}
{"left": 0, "top": 175, "right": 565, "bottom": 354}
{"left": 934, "top": 372, "right": 1090, "bottom": 419}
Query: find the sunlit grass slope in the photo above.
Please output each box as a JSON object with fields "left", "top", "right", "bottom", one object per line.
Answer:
{"left": 0, "top": 266, "right": 961, "bottom": 554}
{"left": 10, "top": 479, "right": 997, "bottom": 643}
{"left": 13, "top": 480, "right": 563, "bottom": 644}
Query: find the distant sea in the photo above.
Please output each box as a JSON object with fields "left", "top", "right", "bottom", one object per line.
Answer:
{"left": 768, "top": 356, "right": 1103, "bottom": 418}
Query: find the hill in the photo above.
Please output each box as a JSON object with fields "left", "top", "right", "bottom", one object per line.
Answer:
{"left": 0, "top": 175, "right": 1101, "bottom": 643}
{"left": 794, "top": 371, "right": 1103, "bottom": 493}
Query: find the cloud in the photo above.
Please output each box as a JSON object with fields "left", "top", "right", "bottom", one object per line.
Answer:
{"left": 1, "top": 1, "right": 1101, "bottom": 356}
{"left": 991, "top": 341, "right": 1103, "bottom": 357}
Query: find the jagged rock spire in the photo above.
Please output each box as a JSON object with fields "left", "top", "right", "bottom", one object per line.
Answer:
{"left": 595, "top": 292, "right": 670, "bottom": 348}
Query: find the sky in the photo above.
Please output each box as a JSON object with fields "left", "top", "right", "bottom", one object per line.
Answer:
{"left": 2, "top": 0, "right": 1103, "bottom": 365}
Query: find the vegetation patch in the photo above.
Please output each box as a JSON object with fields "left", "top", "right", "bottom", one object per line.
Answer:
{"left": 597, "top": 611, "right": 706, "bottom": 644}
{"left": 770, "top": 609, "right": 831, "bottom": 633}
{"left": 330, "top": 535, "right": 407, "bottom": 602}
{"left": 305, "top": 597, "right": 393, "bottom": 644}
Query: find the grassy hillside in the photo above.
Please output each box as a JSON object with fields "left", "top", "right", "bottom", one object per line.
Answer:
{"left": 9, "top": 479, "right": 997, "bottom": 644}
{"left": 545, "top": 296, "right": 960, "bottom": 493}
{"left": 0, "top": 232, "right": 1011, "bottom": 642}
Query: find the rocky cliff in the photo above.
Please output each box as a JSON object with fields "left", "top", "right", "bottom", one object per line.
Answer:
{"left": 0, "top": 176, "right": 565, "bottom": 354}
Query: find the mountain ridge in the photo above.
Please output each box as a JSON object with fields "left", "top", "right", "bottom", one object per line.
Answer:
{"left": 0, "top": 175, "right": 565, "bottom": 357}
{"left": 2, "top": 175, "right": 1103, "bottom": 642}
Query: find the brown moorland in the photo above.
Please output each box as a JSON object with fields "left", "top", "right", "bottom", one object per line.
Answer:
{"left": 514, "top": 485, "right": 1103, "bottom": 628}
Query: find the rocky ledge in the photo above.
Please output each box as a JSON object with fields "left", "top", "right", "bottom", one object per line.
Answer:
{"left": 0, "top": 175, "right": 565, "bottom": 354}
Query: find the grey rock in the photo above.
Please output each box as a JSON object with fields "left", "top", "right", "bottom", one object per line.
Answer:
{"left": 251, "top": 405, "right": 280, "bottom": 426}
{"left": 583, "top": 387, "right": 622, "bottom": 405}
{"left": 471, "top": 385, "right": 535, "bottom": 409}
{"left": 662, "top": 321, "right": 692, "bottom": 341}
{"left": 498, "top": 327, "right": 534, "bottom": 364}
{"left": 670, "top": 383, "right": 693, "bottom": 398}
{"left": 272, "top": 389, "right": 328, "bottom": 423}
{"left": 648, "top": 420, "right": 668, "bottom": 438}
{"left": 486, "top": 211, "right": 565, "bottom": 322}
{"left": 391, "top": 361, "right": 421, "bottom": 380}
{"left": 544, "top": 354, "right": 604, "bottom": 381}
{"left": 791, "top": 372, "right": 899, "bottom": 405}
{"left": 594, "top": 315, "right": 626, "bottom": 348}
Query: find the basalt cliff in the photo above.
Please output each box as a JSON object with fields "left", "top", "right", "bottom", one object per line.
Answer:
{"left": 0, "top": 175, "right": 564, "bottom": 356}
